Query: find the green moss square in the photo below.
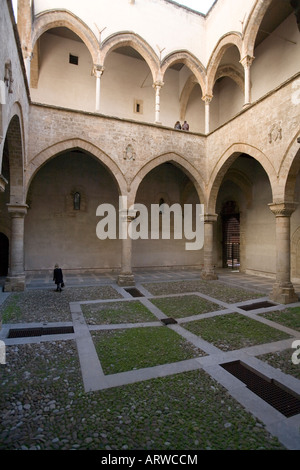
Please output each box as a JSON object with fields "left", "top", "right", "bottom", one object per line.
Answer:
{"left": 182, "top": 313, "right": 291, "bottom": 351}
{"left": 91, "top": 326, "right": 205, "bottom": 374}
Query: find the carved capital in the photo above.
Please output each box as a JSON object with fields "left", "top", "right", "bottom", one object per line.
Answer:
{"left": 203, "top": 213, "right": 218, "bottom": 223}
{"left": 268, "top": 202, "right": 298, "bottom": 217}
{"left": 152, "top": 81, "right": 164, "bottom": 90}
{"left": 6, "top": 203, "right": 28, "bottom": 217}
{"left": 202, "top": 94, "right": 213, "bottom": 105}
{"left": 93, "top": 64, "right": 105, "bottom": 78}
{"left": 240, "top": 55, "right": 255, "bottom": 69}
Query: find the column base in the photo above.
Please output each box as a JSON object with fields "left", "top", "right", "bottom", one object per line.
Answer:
{"left": 117, "top": 273, "right": 135, "bottom": 287}
{"left": 3, "top": 276, "right": 26, "bottom": 292}
{"left": 201, "top": 269, "right": 218, "bottom": 281}
{"left": 269, "top": 283, "right": 299, "bottom": 305}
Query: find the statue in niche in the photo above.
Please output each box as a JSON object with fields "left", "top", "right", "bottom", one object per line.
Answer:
{"left": 73, "top": 192, "right": 81, "bottom": 210}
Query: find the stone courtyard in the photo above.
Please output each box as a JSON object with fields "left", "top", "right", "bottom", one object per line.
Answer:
{"left": 0, "top": 269, "right": 299, "bottom": 450}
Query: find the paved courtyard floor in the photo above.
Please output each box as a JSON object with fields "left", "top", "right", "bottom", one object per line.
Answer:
{"left": 0, "top": 269, "right": 300, "bottom": 451}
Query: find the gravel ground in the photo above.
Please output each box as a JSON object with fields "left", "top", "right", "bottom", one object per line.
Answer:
{"left": 0, "top": 284, "right": 297, "bottom": 450}
{"left": 0, "top": 341, "right": 285, "bottom": 450}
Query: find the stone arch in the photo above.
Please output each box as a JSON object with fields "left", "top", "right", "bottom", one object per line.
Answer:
{"left": 3, "top": 112, "right": 25, "bottom": 203}
{"left": 206, "top": 33, "right": 243, "bottom": 96}
{"left": 161, "top": 51, "right": 206, "bottom": 96}
{"left": 130, "top": 152, "right": 206, "bottom": 207}
{"left": 25, "top": 138, "right": 127, "bottom": 198}
{"left": 207, "top": 143, "right": 277, "bottom": 213}
{"left": 31, "top": 9, "right": 100, "bottom": 64}
{"left": 179, "top": 75, "right": 200, "bottom": 121}
{"left": 100, "top": 32, "right": 160, "bottom": 83}
{"left": 242, "top": 0, "right": 273, "bottom": 58}
{"left": 278, "top": 132, "right": 300, "bottom": 202}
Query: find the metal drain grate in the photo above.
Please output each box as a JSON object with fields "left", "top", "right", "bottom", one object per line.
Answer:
{"left": 161, "top": 318, "right": 178, "bottom": 325}
{"left": 221, "top": 360, "right": 300, "bottom": 417}
{"left": 124, "top": 287, "right": 144, "bottom": 297}
{"left": 8, "top": 326, "right": 74, "bottom": 338}
{"left": 238, "top": 301, "right": 276, "bottom": 311}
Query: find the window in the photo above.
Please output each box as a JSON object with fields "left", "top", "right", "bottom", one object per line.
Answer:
{"left": 134, "top": 99, "right": 143, "bottom": 114}
{"left": 69, "top": 54, "right": 79, "bottom": 65}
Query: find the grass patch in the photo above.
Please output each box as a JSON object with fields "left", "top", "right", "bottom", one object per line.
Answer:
{"left": 150, "top": 295, "right": 222, "bottom": 319}
{"left": 259, "top": 307, "right": 300, "bottom": 332}
{"left": 258, "top": 349, "right": 300, "bottom": 380}
{"left": 143, "top": 280, "right": 262, "bottom": 303}
{"left": 1, "top": 294, "right": 22, "bottom": 323}
{"left": 91, "top": 326, "right": 205, "bottom": 374}
{"left": 182, "top": 313, "right": 291, "bottom": 351}
{"left": 82, "top": 300, "right": 157, "bottom": 324}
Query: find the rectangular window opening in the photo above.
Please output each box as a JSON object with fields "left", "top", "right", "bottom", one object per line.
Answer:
{"left": 134, "top": 99, "right": 143, "bottom": 114}
{"left": 69, "top": 54, "right": 79, "bottom": 65}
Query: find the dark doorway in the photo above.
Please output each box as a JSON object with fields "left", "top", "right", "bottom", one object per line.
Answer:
{"left": 0, "top": 233, "right": 9, "bottom": 276}
{"left": 221, "top": 201, "right": 240, "bottom": 270}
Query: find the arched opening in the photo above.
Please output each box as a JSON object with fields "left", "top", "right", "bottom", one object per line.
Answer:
{"left": 101, "top": 45, "right": 155, "bottom": 122}
{"left": 30, "top": 27, "right": 95, "bottom": 112}
{"left": 250, "top": 0, "right": 297, "bottom": 101}
{"left": 215, "top": 153, "right": 274, "bottom": 278}
{"left": 25, "top": 150, "right": 121, "bottom": 272}
{"left": 210, "top": 46, "right": 244, "bottom": 130}
{"left": 132, "top": 162, "right": 203, "bottom": 269}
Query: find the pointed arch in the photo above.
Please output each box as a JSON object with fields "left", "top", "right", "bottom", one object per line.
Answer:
{"left": 279, "top": 132, "right": 300, "bottom": 202}
{"left": 3, "top": 110, "right": 25, "bottom": 203}
{"left": 206, "top": 32, "right": 243, "bottom": 96}
{"left": 25, "top": 138, "right": 128, "bottom": 197}
{"left": 130, "top": 152, "right": 206, "bottom": 206}
{"left": 161, "top": 51, "right": 206, "bottom": 96}
{"left": 31, "top": 9, "right": 100, "bottom": 64}
{"left": 207, "top": 143, "right": 277, "bottom": 213}
{"left": 100, "top": 32, "right": 160, "bottom": 82}
{"left": 242, "top": 0, "right": 273, "bottom": 58}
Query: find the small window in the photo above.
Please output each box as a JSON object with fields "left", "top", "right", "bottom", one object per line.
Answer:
{"left": 134, "top": 99, "right": 143, "bottom": 114}
{"left": 69, "top": 54, "right": 79, "bottom": 65}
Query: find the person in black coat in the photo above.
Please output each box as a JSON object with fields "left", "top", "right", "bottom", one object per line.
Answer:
{"left": 53, "top": 264, "right": 64, "bottom": 292}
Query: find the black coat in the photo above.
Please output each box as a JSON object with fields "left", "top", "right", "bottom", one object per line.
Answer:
{"left": 53, "top": 268, "right": 63, "bottom": 284}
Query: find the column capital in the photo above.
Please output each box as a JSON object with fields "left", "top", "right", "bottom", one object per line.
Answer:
{"left": 268, "top": 202, "right": 298, "bottom": 217}
{"left": 153, "top": 81, "right": 164, "bottom": 89}
{"left": 203, "top": 213, "right": 218, "bottom": 223}
{"left": 240, "top": 55, "right": 255, "bottom": 68}
{"left": 6, "top": 203, "right": 28, "bottom": 217}
{"left": 202, "top": 94, "right": 213, "bottom": 104}
{"left": 93, "top": 64, "right": 105, "bottom": 77}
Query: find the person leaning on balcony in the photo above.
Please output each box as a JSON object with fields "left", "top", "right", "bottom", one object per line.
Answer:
{"left": 174, "top": 121, "right": 181, "bottom": 130}
{"left": 182, "top": 120, "right": 189, "bottom": 131}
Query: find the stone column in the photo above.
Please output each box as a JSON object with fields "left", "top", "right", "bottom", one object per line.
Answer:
{"left": 240, "top": 55, "right": 254, "bottom": 107}
{"left": 153, "top": 81, "right": 164, "bottom": 124}
{"left": 201, "top": 214, "right": 218, "bottom": 280}
{"left": 4, "top": 203, "right": 28, "bottom": 292}
{"left": 93, "top": 65, "right": 105, "bottom": 113}
{"left": 117, "top": 209, "right": 136, "bottom": 286}
{"left": 269, "top": 202, "right": 298, "bottom": 304}
{"left": 202, "top": 95, "right": 212, "bottom": 134}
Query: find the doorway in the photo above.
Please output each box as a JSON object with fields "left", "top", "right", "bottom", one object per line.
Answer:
{"left": 221, "top": 201, "right": 240, "bottom": 270}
